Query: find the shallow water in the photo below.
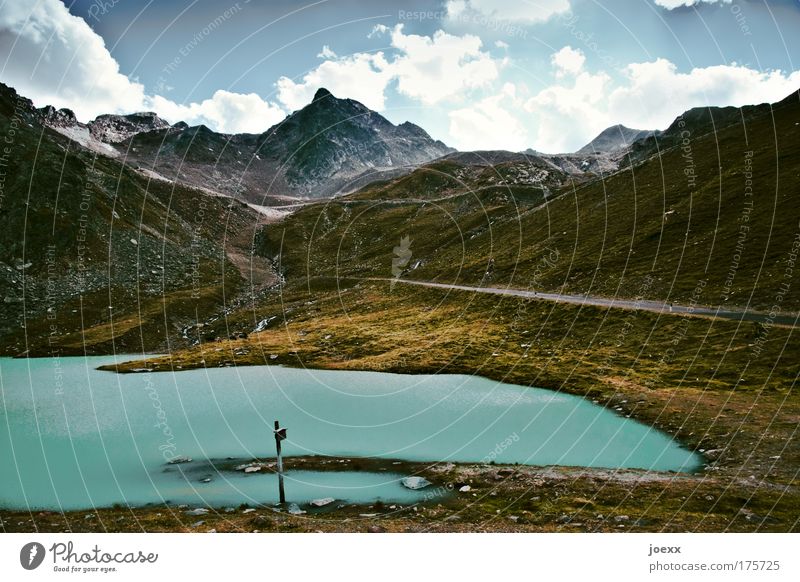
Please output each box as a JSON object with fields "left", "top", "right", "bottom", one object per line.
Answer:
{"left": 0, "top": 356, "right": 702, "bottom": 510}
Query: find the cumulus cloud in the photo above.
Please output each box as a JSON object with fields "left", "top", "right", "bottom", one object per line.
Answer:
{"left": 525, "top": 69, "right": 612, "bottom": 152}
{"left": 448, "top": 83, "right": 529, "bottom": 150}
{"left": 605, "top": 59, "right": 800, "bottom": 129}
{"left": 523, "top": 49, "right": 800, "bottom": 152}
{"left": 0, "top": 0, "right": 285, "bottom": 132}
{"left": 653, "top": 0, "right": 732, "bottom": 8}
{"left": 551, "top": 46, "right": 585, "bottom": 77}
{"left": 388, "top": 26, "right": 500, "bottom": 104}
{"left": 276, "top": 52, "right": 392, "bottom": 111}
{"left": 0, "top": 0, "right": 146, "bottom": 120}
{"left": 445, "top": 0, "right": 571, "bottom": 23}
{"left": 149, "top": 90, "right": 285, "bottom": 134}
{"left": 277, "top": 25, "right": 500, "bottom": 111}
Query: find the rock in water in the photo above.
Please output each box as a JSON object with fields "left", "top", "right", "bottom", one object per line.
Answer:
{"left": 310, "top": 497, "right": 336, "bottom": 507}
{"left": 167, "top": 455, "right": 192, "bottom": 464}
{"left": 401, "top": 476, "right": 431, "bottom": 490}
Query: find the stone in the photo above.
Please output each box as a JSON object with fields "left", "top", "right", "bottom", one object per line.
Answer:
{"left": 167, "top": 455, "right": 192, "bottom": 465}
{"left": 459, "top": 485, "right": 472, "bottom": 492}
{"left": 185, "top": 508, "right": 209, "bottom": 516}
{"left": 401, "top": 476, "right": 431, "bottom": 490}
{"left": 310, "top": 497, "right": 336, "bottom": 507}
{"left": 287, "top": 503, "right": 306, "bottom": 515}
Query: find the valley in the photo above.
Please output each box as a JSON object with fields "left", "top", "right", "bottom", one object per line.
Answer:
{"left": 1, "top": 80, "right": 798, "bottom": 533}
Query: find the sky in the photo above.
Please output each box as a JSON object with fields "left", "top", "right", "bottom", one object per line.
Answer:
{"left": 1, "top": 0, "right": 799, "bottom": 153}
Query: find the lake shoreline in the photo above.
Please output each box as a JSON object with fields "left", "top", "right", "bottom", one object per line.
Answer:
{"left": 2, "top": 459, "right": 796, "bottom": 533}
{"left": 3, "top": 335, "right": 796, "bottom": 531}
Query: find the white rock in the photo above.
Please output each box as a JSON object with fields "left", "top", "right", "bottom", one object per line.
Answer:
{"left": 185, "top": 508, "right": 209, "bottom": 516}
{"left": 401, "top": 476, "right": 431, "bottom": 490}
{"left": 310, "top": 497, "right": 335, "bottom": 507}
{"left": 459, "top": 485, "right": 471, "bottom": 493}
{"left": 167, "top": 455, "right": 192, "bottom": 464}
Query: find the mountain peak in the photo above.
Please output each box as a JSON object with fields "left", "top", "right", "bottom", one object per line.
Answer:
{"left": 88, "top": 111, "right": 171, "bottom": 143}
{"left": 576, "top": 124, "right": 656, "bottom": 155}
{"left": 313, "top": 87, "right": 333, "bottom": 101}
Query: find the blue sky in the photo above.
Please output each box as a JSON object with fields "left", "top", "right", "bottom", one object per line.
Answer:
{"left": 2, "top": 0, "right": 799, "bottom": 152}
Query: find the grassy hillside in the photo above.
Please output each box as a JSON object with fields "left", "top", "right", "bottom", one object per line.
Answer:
{"left": 257, "top": 90, "right": 800, "bottom": 313}
{"left": 0, "top": 84, "right": 264, "bottom": 356}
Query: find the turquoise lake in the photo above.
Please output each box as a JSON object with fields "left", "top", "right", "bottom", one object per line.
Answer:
{"left": 0, "top": 356, "right": 702, "bottom": 510}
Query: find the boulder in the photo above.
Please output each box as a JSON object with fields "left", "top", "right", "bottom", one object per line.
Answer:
{"left": 401, "top": 476, "right": 431, "bottom": 490}
{"left": 310, "top": 497, "right": 336, "bottom": 507}
{"left": 167, "top": 455, "right": 192, "bottom": 464}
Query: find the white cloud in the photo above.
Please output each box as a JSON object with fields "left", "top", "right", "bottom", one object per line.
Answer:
{"left": 0, "top": 0, "right": 285, "bottom": 133}
{"left": 525, "top": 69, "right": 612, "bottom": 152}
{"left": 388, "top": 26, "right": 500, "bottom": 105}
{"left": 148, "top": 90, "right": 285, "bottom": 134}
{"left": 0, "top": 0, "right": 146, "bottom": 120}
{"left": 276, "top": 52, "right": 391, "bottom": 111}
{"left": 606, "top": 59, "right": 800, "bottom": 129}
{"left": 277, "top": 25, "right": 500, "bottom": 111}
{"left": 446, "top": 0, "right": 571, "bottom": 23}
{"left": 551, "top": 46, "right": 585, "bottom": 77}
{"left": 523, "top": 49, "right": 800, "bottom": 152}
{"left": 653, "top": 0, "right": 732, "bottom": 8}
{"left": 448, "top": 83, "right": 529, "bottom": 150}
{"left": 317, "top": 45, "right": 337, "bottom": 59}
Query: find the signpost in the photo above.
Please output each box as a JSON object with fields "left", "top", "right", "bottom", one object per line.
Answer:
{"left": 274, "top": 420, "right": 287, "bottom": 504}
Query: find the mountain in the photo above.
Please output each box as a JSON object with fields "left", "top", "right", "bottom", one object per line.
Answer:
{"left": 36, "top": 105, "right": 172, "bottom": 154}
{"left": 89, "top": 88, "right": 454, "bottom": 203}
{"left": 88, "top": 111, "right": 172, "bottom": 143}
{"left": 576, "top": 124, "right": 658, "bottom": 155}
{"left": 623, "top": 100, "right": 777, "bottom": 166}
{"left": 258, "top": 87, "right": 800, "bottom": 311}
{"left": 0, "top": 82, "right": 269, "bottom": 356}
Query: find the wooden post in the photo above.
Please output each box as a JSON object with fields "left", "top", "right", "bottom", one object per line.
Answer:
{"left": 274, "top": 420, "right": 287, "bottom": 504}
